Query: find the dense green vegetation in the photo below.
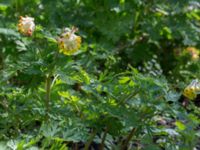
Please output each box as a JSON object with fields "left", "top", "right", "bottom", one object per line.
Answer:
{"left": 0, "top": 0, "right": 200, "bottom": 149}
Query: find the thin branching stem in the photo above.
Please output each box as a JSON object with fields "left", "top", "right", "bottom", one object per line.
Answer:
{"left": 84, "top": 129, "right": 97, "bottom": 150}
{"left": 45, "top": 74, "right": 51, "bottom": 121}
{"left": 118, "top": 89, "right": 139, "bottom": 105}
{"left": 100, "top": 127, "right": 108, "bottom": 150}
{"left": 121, "top": 128, "right": 136, "bottom": 150}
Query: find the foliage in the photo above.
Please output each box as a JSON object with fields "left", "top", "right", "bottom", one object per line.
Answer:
{"left": 0, "top": 0, "right": 200, "bottom": 149}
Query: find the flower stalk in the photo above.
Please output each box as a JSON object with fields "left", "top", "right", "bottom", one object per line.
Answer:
{"left": 45, "top": 74, "right": 51, "bottom": 120}
{"left": 84, "top": 129, "right": 97, "bottom": 150}
{"left": 120, "top": 128, "right": 136, "bottom": 150}
{"left": 100, "top": 127, "right": 108, "bottom": 150}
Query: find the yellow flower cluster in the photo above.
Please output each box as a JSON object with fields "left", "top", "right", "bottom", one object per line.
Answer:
{"left": 185, "top": 47, "right": 199, "bottom": 61}
{"left": 18, "top": 16, "right": 35, "bottom": 36}
{"left": 18, "top": 16, "right": 82, "bottom": 56}
{"left": 57, "top": 27, "right": 81, "bottom": 55}
{"left": 183, "top": 79, "right": 200, "bottom": 100}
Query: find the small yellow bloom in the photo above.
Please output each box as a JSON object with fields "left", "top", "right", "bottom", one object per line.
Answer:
{"left": 57, "top": 27, "right": 81, "bottom": 55}
{"left": 18, "top": 16, "right": 35, "bottom": 36}
{"left": 183, "top": 79, "right": 200, "bottom": 100}
{"left": 183, "top": 88, "right": 197, "bottom": 100}
{"left": 185, "top": 47, "right": 199, "bottom": 60}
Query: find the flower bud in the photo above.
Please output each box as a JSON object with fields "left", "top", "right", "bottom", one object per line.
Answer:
{"left": 57, "top": 27, "right": 81, "bottom": 55}
{"left": 18, "top": 16, "right": 35, "bottom": 36}
{"left": 185, "top": 47, "right": 199, "bottom": 60}
{"left": 183, "top": 79, "right": 200, "bottom": 100}
{"left": 183, "top": 88, "right": 197, "bottom": 100}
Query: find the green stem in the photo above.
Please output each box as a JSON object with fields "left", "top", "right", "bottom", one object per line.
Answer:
{"left": 118, "top": 90, "right": 139, "bottom": 105}
{"left": 45, "top": 74, "right": 51, "bottom": 120}
{"left": 120, "top": 128, "right": 136, "bottom": 150}
{"left": 51, "top": 74, "right": 59, "bottom": 88}
{"left": 100, "top": 127, "right": 108, "bottom": 150}
{"left": 84, "top": 129, "right": 97, "bottom": 150}
{"left": 44, "top": 50, "right": 59, "bottom": 120}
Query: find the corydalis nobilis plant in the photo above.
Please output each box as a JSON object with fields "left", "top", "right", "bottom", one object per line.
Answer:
{"left": 183, "top": 79, "right": 200, "bottom": 100}
{"left": 18, "top": 16, "right": 35, "bottom": 36}
{"left": 17, "top": 16, "right": 82, "bottom": 119}
{"left": 57, "top": 27, "right": 82, "bottom": 55}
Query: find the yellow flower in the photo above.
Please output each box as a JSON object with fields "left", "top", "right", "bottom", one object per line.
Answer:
{"left": 57, "top": 27, "right": 81, "bottom": 55}
{"left": 18, "top": 16, "right": 35, "bottom": 36}
{"left": 185, "top": 47, "right": 199, "bottom": 60}
{"left": 183, "top": 79, "right": 200, "bottom": 100}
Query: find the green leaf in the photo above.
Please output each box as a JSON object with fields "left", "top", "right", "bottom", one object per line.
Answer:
{"left": 118, "top": 76, "right": 130, "bottom": 84}
{"left": 0, "top": 28, "right": 20, "bottom": 37}
{"left": 175, "top": 121, "right": 186, "bottom": 131}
